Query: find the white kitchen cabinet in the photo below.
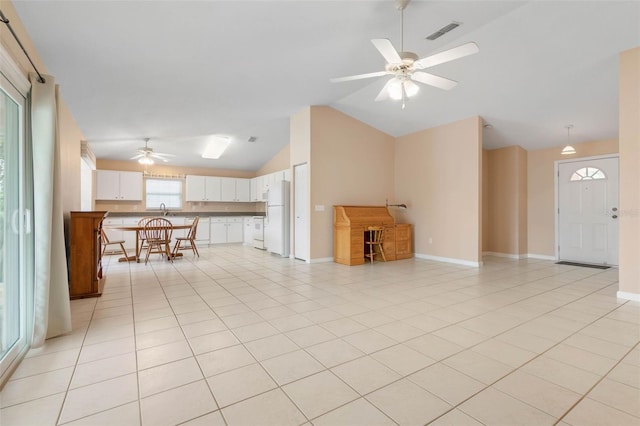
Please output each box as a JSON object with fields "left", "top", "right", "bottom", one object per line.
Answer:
{"left": 166, "top": 216, "right": 186, "bottom": 239}
{"left": 210, "top": 217, "right": 244, "bottom": 244}
{"left": 102, "top": 218, "right": 123, "bottom": 251}
{"left": 185, "top": 175, "right": 221, "bottom": 202}
{"left": 96, "top": 170, "right": 143, "bottom": 201}
{"left": 121, "top": 217, "right": 142, "bottom": 250}
{"left": 250, "top": 178, "right": 258, "bottom": 202}
{"left": 243, "top": 217, "right": 254, "bottom": 245}
{"left": 188, "top": 217, "right": 210, "bottom": 244}
{"left": 236, "top": 179, "right": 251, "bottom": 201}
{"left": 255, "top": 175, "right": 267, "bottom": 200}
{"left": 220, "top": 178, "right": 251, "bottom": 202}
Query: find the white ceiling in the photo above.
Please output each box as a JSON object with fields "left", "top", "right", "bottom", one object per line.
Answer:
{"left": 13, "top": 1, "right": 640, "bottom": 171}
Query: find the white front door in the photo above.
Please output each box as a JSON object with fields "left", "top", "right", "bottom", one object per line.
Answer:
{"left": 294, "top": 163, "right": 309, "bottom": 261}
{"left": 558, "top": 156, "right": 619, "bottom": 265}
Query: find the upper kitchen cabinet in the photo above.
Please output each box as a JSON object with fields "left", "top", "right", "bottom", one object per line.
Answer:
{"left": 221, "top": 177, "right": 251, "bottom": 202}
{"left": 95, "top": 170, "right": 143, "bottom": 200}
{"left": 185, "top": 175, "right": 221, "bottom": 202}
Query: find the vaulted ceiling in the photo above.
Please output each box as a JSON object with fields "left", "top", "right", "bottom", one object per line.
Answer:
{"left": 13, "top": 1, "right": 640, "bottom": 170}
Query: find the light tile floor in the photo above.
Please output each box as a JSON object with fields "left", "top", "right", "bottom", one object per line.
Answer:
{"left": 1, "top": 245, "right": 639, "bottom": 425}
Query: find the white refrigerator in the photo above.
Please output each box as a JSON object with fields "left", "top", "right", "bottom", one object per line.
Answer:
{"left": 266, "top": 180, "right": 290, "bottom": 257}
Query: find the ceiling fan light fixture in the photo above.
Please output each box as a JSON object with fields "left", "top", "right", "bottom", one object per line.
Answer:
{"left": 561, "top": 124, "right": 576, "bottom": 155}
{"left": 388, "top": 78, "right": 419, "bottom": 100}
{"left": 138, "top": 156, "right": 154, "bottom": 165}
{"left": 202, "top": 136, "right": 231, "bottom": 159}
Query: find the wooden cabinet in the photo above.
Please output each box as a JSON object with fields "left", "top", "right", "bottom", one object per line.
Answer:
{"left": 333, "top": 206, "right": 413, "bottom": 265}
{"left": 69, "top": 211, "right": 107, "bottom": 299}
{"left": 333, "top": 206, "right": 396, "bottom": 266}
{"left": 185, "top": 175, "right": 221, "bottom": 201}
{"left": 395, "top": 223, "right": 413, "bottom": 259}
{"left": 95, "top": 170, "right": 142, "bottom": 200}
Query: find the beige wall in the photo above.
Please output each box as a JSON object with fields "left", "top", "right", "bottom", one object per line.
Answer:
{"left": 308, "top": 106, "right": 395, "bottom": 260}
{"left": 395, "top": 116, "right": 483, "bottom": 264}
{"left": 1, "top": 1, "right": 83, "bottom": 218}
{"left": 526, "top": 139, "right": 618, "bottom": 256}
{"left": 482, "top": 149, "right": 490, "bottom": 252}
{"left": 257, "top": 144, "right": 290, "bottom": 176}
{"left": 95, "top": 159, "right": 259, "bottom": 214}
{"left": 484, "top": 146, "right": 528, "bottom": 256}
{"left": 618, "top": 47, "right": 640, "bottom": 297}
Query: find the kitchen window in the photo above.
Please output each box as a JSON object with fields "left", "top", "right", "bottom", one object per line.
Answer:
{"left": 145, "top": 178, "right": 183, "bottom": 210}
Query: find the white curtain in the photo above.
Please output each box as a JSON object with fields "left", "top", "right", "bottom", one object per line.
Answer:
{"left": 29, "top": 73, "right": 71, "bottom": 346}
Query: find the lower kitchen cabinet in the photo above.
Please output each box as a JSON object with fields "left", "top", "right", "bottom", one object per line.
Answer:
{"left": 210, "top": 217, "right": 244, "bottom": 244}
{"left": 188, "top": 216, "right": 210, "bottom": 246}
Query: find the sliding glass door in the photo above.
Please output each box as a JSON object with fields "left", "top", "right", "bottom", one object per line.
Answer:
{"left": 0, "top": 72, "right": 31, "bottom": 384}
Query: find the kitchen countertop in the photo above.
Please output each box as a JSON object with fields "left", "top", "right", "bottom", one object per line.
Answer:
{"left": 105, "top": 211, "right": 265, "bottom": 218}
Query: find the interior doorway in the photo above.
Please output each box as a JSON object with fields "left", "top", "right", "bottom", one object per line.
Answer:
{"left": 557, "top": 155, "right": 619, "bottom": 265}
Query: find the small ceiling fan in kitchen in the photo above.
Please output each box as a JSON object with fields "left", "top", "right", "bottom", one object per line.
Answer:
{"left": 330, "top": 0, "right": 479, "bottom": 108}
{"left": 130, "top": 138, "right": 175, "bottom": 165}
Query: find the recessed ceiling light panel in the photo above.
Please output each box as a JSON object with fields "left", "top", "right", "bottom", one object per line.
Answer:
{"left": 202, "top": 136, "right": 231, "bottom": 159}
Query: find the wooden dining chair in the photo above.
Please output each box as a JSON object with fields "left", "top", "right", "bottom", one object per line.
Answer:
{"left": 365, "top": 226, "right": 386, "bottom": 263}
{"left": 173, "top": 216, "right": 200, "bottom": 257}
{"left": 137, "top": 216, "right": 154, "bottom": 258}
{"left": 100, "top": 228, "right": 129, "bottom": 258}
{"left": 143, "top": 217, "right": 173, "bottom": 264}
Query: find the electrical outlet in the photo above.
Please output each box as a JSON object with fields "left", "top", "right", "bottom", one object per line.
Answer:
{"left": 315, "top": 205, "right": 325, "bottom": 212}
{"left": 428, "top": 237, "right": 433, "bottom": 244}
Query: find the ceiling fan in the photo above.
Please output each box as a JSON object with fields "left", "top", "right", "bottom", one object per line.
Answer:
{"left": 330, "top": 0, "right": 479, "bottom": 108}
{"left": 130, "top": 138, "right": 175, "bottom": 165}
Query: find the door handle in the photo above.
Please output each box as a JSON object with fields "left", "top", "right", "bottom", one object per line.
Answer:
{"left": 612, "top": 215, "right": 618, "bottom": 219}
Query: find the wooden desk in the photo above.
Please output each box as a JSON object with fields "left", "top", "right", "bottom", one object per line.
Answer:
{"left": 334, "top": 206, "right": 413, "bottom": 266}
{"left": 105, "top": 224, "right": 192, "bottom": 263}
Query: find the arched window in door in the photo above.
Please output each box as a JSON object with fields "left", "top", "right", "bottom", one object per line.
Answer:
{"left": 570, "top": 167, "right": 606, "bottom": 181}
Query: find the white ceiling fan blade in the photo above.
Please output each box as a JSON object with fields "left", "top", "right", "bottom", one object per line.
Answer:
{"left": 150, "top": 152, "right": 175, "bottom": 158}
{"left": 330, "top": 71, "right": 389, "bottom": 83}
{"left": 371, "top": 39, "right": 402, "bottom": 64}
{"left": 412, "top": 72, "right": 458, "bottom": 90}
{"left": 414, "top": 42, "right": 479, "bottom": 69}
{"left": 130, "top": 154, "right": 144, "bottom": 160}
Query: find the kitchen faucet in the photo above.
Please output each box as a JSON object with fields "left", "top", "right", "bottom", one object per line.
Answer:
{"left": 160, "top": 202, "right": 167, "bottom": 216}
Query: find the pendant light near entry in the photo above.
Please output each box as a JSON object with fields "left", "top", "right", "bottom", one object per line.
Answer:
{"left": 561, "top": 124, "right": 576, "bottom": 155}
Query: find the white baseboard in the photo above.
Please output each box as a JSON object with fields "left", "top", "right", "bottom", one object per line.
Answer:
{"left": 483, "top": 251, "right": 526, "bottom": 259}
{"left": 617, "top": 291, "right": 640, "bottom": 301}
{"left": 309, "top": 257, "right": 334, "bottom": 264}
{"left": 415, "top": 253, "right": 483, "bottom": 267}
{"left": 526, "top": 253, "right": 557, "bottom": 260}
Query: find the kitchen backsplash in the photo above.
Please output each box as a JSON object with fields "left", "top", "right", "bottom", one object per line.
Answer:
{"left": 94, "top": 200, "right": 265, "bottom": 214}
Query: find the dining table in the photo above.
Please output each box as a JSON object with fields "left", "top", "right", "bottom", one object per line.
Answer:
{"left": 104, "top": 223, "right": 193, "bottom": 263}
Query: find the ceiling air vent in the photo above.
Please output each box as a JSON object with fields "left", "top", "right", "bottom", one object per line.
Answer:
{"left": 248, "top": 136, "right": 258, "bottom": 143}
{"left": 426, "top": 22, "right": 461, "bottom": 41}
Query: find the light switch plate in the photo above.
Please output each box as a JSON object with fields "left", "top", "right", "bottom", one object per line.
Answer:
{"left": 315, "top": 205, "right": 325, "bottom": 212}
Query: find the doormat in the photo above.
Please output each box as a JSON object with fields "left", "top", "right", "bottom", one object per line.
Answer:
{"left": 556, "top": 261, "right": 610, "bottom": 270}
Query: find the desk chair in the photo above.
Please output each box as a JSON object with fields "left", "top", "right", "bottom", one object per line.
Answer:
{"left": 365, "top": 226, "right": 386, "bottom": 263}
{"left": 100, "top": 228, "right": 129, "bottom": 258}
{"left": 173, "top": 216, "right": 200, "bottom": 257}
{"left": 143, "top": 217, "right": 173, "bottom": 264}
